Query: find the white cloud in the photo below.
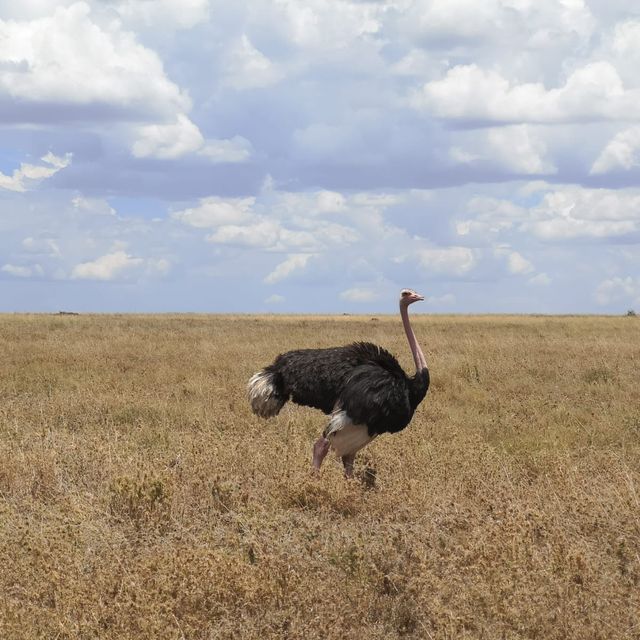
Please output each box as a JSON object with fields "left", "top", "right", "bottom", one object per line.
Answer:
{"left": 529, "top": 272, "right": 551, "bottom": 286}
{"left": 417, "top": 246, "right": 476, "bottom": 276}
{"left": 507, "top": 250, "right": 534, "bottom": 275}
{"left": 0, "top": 152, "right": 71, "bottom": 192}
{"left": 132, "top": 114, "right": 204, "bottom": 160}
{"left": 223, "top": 35, "right": 283, "bottom": 90}
{"left": 526, "top": 187, "right": 640, "bottom": 240}
{"left": 199, "top": 136, "right": 253, "bottom": 163}
{"left": 172, "top": 197, "right": 255, "bottom": 228}
{"left": 531, "top": 217, "right": 636, "bottom": 240}
{"left": 107, "top": 0, "right": 209, "bottom": 30}
{"left": 392, "top": 48, "right": 441, "bottom": 78}
{"left": 396, "top": 0, "right": 594, "bottom": 47}
{"left": 22, "top": 237, "right": 61, "bottom": 257}
{"left": 591, "top": 126, "right": 640, "bottom": 174}
{"left": 264, "top": 253, "right": 312, "bottom": 284}
{"left": 611, "top": 20, "right": 640, "bottom": 61}
{"left": 315, "top": 190, "right": 347, "bottom": 213}
{"left": 72, "top": 195, "right": 116, "bottom": 216}
{"left": 71, "top": 250, "right": 143, "bottom": 281}
{"left": 595, "top": 276, "right": 640, "bottom": 307}
{"left": 173, "top": 190, "right": 360, "bottom": 253}
{"left": 0, "top": 1, "right": 75, "bottom": 20}
{"left": 493, "top": 246, "right": 536, "bottom": 276}
{"left": 487, "top": 126, "right": 556, "bottom": 174}
{"left": 412, "top": 62, "right": 635, "bottom": 124}
{"left": 146, "top": 258, "right": 171, "bottom": 276}
{"left": 450, "top": 126, "right": 556, "bottom": 175}
{"left": 340, "top": 287, "right": 381, "bottom": 303}
{"left": 276, "top": 190, "right": 348, "bottom": 217}
{"left": 1, "top": 263, "right": 43, "bottom": 277}
{"left": 465, "top": 186, "right": 640, "bottom": 242}
{"left": 132, "top": 118, "right": 253, "bottom": 162}
{"left": 449, "top": 147, "right": 481, "bottom": 165}
{"left": 456, "top": 197, "right": 526, "bottom": 237}
{"left": 40, "top": 151, "right": 70, "bottom": 169}
{"left": 274, "top": 0, "right": 380, "bottom": 51}
{"left": 0, "top": 3, "right": 189, "bottom": 117}
{"left": 206, "top": 221, "right": 316, "bottom": 251}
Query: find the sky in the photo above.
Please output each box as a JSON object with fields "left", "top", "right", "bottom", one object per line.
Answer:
{"left": 1, "top": 0, "right": 640, "bottom": 314}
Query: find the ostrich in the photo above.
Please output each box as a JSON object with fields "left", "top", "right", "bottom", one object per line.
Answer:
{"left": 247, "top": 289, "right": 429, "bottom": 478}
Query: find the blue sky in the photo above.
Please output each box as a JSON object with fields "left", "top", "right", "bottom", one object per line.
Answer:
{"left": 1, "top": 0, "right": 640, "bottom": 313}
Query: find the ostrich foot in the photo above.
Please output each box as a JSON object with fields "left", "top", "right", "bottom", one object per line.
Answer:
{"left": 312, "top": 436, "right": 330, "bottom": 472}
{"left": 341, "top": 454, "right": 356, "bottom": 479}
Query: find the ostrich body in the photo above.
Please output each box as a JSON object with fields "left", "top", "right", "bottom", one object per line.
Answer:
{"left": 247, "top": 289, "right": 429, "bottom": 477}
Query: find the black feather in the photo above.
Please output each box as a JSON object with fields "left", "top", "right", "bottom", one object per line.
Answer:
{"left": 263, "top": 341, "right": 429, "bottom": 436}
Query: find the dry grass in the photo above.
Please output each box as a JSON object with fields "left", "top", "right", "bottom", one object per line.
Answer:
{"left": 0, "top": 313, "right": 639, "bottom": 639}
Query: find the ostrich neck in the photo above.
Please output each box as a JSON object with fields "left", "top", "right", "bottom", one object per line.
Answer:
{"left": 400, "top": 303, "right": 427, "bottom": 373}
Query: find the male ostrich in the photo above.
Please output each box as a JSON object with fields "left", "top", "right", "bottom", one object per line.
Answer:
{"left": 247, "top": 289, "right": 429, "bottom": 477}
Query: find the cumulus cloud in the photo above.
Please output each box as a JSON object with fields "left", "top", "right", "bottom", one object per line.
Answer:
{"left": 492, "top": 246, "right": 537, "bottom": 278}
{"left": 223, "top": 35, "right": 283, "bottom": 90}
{"left": 132, "top": 115, "right": 204, "bottom": 160}
{"left": 591, "top": 126, "right": 640, "bottom": 174}
{"left": 172, "top": 190, "right": 360, "bottom": 253}
{"left": 595, "top": 276, "right": 640, "bottom": 307}
{"left": 72, "top": 195, "right": 116, "bottom": 216}
{"left": 412, "top": 62, "right": 636, "bottom": 124}
{"left": 275, "top": 190, "right": 348, "bottom": 217}
{"left": 1, "top": 263, "right": 43, "bottom": 278}
{"left": 416, "top": 247, "right": 476, "bottom": 276}
{"left": 395, "top": 0, "right": 594, "bottom": 47}
{"left": 22, "top": 237, "right": 61, "bottom": 257}
{"left": 172, "top": 197, "right": 255, "bottom": 228}
{"left": 464, "top": 185, "right": 640, "bottom": 242}
{"left": 456, "top": 197, "right": 526, "bottom": 238}
{"left": 207, "top": 221, "right": 316, "bottom": 251}
{"left": 506, "top": 251, "right": 535, "bottom": 275}
{"left": 132, "top": 118, "right": 253, "bottom": 162}
{"left": 106, "top": 0, "right": 209, "bottom": 30}
{"left": 487, "top": 126, "right": 556, "bottom": 175}
{"left": 450, "top": 126, "right": 556, "bottom": 175}
{"left": 275, "top": 0, "right": 381, "bottom": 51}
{"left": 0, "top": 3, "right": 189, "bottom": 118}
{"left": 529, "top": 273, "right": 551, "bottom": 286}
{"left": 71, "top": 250, "right": 144, "bottom": 281}
{"left": 611, "top": 20, "right": 640, "bottom": 63}
{"left": 526, "top": 187, "right": 640, "bottom": 240}
{"left": 264, "top": 253, "right": 312, "bottom": 284}
{"left": 198, "top": 136, "right": 253, "bottom": 163}
{"left": 0, "top": 152, "right": 71, "bottom": 192}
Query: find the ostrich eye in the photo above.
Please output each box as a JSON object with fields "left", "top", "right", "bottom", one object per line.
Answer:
{"left": 401, "top": 290, "right": 411, "bottom": 297}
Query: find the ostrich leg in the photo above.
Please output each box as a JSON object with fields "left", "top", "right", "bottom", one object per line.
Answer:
{"left": 312, "top": 436, "right": 330, "bottom": 472}
{"left": 341, "top": 454, "right": 356, "bottom": 479}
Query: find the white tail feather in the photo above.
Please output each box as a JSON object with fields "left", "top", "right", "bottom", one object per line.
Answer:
{"left": 247, "top": 370, "right": 285, "bottom": 418}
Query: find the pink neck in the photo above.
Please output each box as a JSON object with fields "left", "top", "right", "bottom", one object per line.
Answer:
{"left": 400, "top": 302, "right": 427, "bottom": 372}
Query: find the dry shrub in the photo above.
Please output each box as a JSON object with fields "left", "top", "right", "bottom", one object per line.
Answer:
{"left": 108, "top": 474, "right": 173, "bottom": 532}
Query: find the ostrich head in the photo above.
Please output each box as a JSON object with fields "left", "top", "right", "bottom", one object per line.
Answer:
{"left": 400, "top": 288, "right": 425, "bottom": 306}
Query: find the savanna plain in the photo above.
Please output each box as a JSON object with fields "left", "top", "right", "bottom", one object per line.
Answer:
{"left": 0, "top": 313, "right": 639, "bottom": 639}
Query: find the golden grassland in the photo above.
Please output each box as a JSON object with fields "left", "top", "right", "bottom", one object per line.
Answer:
{"left": 0, "top": 313, "right": 639, "bottom": 639}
